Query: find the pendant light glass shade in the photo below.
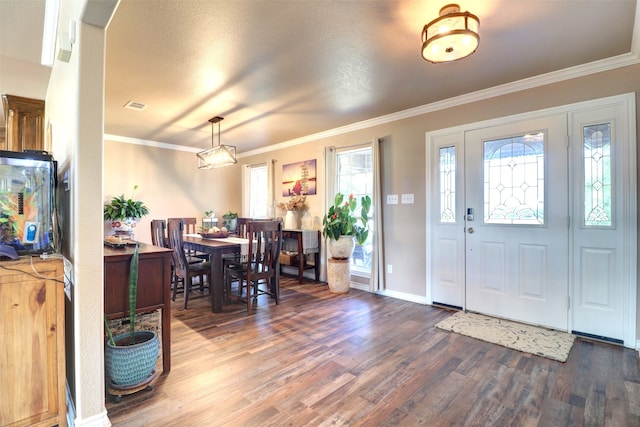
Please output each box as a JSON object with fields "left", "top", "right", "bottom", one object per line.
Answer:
{"left": 422, "top": 4, "right": 479, "bottom": 63}
{"left": 197, "top": 116, "right": 237, "bottom": 169}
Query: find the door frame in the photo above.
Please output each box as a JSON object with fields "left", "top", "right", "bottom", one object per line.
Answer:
{"left": 425, "top": 93, "right": 637, "bottom": 348}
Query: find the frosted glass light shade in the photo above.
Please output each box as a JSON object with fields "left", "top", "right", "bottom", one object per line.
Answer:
{"left": 422, "top": 4, "right": 479, "bottom": 63}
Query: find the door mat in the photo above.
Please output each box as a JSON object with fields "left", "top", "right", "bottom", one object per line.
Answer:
{"left": 435, "top": 311, "right": 575, "bottom": 362}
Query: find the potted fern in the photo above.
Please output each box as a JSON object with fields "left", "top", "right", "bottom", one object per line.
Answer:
{"left": 104, "top": 244, "right": 159, "bottom": 391}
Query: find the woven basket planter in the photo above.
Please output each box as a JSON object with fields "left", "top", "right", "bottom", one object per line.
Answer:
{"left": 105, "top": 331, "right": 159, "bottom": 387}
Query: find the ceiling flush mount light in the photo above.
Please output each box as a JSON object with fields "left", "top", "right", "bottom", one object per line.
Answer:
{"left": 421, "top": 4, "right": 480, "bottom": 64}
{"left": 197, "top": 116, "right": 237, "bottom": 169}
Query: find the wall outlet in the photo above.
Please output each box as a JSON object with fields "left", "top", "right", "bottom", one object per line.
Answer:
{"left": 387, "top": 264, "right": 392, "bottom": 274}
{"left": 387, "top": 194, "right": 398, "bottom": 205}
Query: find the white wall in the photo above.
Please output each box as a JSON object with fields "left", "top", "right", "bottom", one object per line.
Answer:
{"left": 46, "top": 1, "right": 117, "bottom": 425}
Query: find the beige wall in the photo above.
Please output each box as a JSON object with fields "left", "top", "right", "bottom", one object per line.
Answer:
{"left": 105, "top": 65, "right": 640, "bottom": 336}
{"left": 103, "top": 142, "right": 242, "bottom": 244}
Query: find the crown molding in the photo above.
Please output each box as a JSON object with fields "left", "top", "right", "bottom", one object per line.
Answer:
{"left": 104, "top": 134, "right": 202, "bottom": 153}
{"left": 108, "top": 50, "right": 640, "bottom": 159}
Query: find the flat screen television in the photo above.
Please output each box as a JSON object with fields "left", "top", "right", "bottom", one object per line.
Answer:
{"left": 0, "top": 150, "right": 57, "bottom": 256}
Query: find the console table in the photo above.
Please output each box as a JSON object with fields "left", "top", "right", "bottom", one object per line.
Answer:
{"left": 281, "top": 229, "right": 320, "bottom": 283}
{"left": 104, "top": 243, "right": 172, "bottom": 372}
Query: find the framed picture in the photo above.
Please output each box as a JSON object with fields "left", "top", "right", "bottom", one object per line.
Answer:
{"left": 282, "top": 159, "right": 316, "bottom": 196}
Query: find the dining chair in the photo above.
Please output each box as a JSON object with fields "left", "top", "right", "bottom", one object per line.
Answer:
{"left": 224, "top": 219, "right": 282, "bottom": 312}
{"left": 168, "top": 217, "right": 210, "bottom": 261}
{"left": 231, "top": 217, "right": 250, "bottom": 237}
{"left": 222, "top": 217, "right": 252, "bottom": 272}
{"left": 150, "top": 219, "right": 168, "bottom": 248}
{"left": 166, "top": 218, "right": 211, "bottom": 309}
{"left": 151, "top": 219, "right": 184, "bottom": 297}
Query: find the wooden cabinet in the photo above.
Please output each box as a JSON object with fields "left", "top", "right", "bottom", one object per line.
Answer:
{"left": 104, "top": 244, "right": 172, "bottom": 372}
{"left": 1, "top": 94, "right": 45, "bottom": 152}
{"left": 0, "top": 257, "right": 66, "bottom": 427}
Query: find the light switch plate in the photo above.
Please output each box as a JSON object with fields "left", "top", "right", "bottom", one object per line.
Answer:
{"left": 401, "top": 193, "right": 414, "bottom": 204}
{"left": 387, "top": 194, "right": 398, "bottom": 204}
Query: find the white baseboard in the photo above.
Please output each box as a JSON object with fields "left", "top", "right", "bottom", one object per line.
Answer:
{"left": 377, "top": 288, "right": 428, "bottom": 305}
{"left": 350, "top": 281, "right": 429, "bottom": 305}
{"left": 73, "top": 410, "right": 111, "bottom": 427}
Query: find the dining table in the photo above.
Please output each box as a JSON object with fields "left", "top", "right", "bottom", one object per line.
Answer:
{"left": 182, "top": 235, "right": 245, "bottom": 312}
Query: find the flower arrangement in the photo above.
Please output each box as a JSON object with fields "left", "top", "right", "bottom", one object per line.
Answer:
{"left": 277, "top": 194, "right": 307, "bottom": 211}
{"left": 322, "top": 193, "right": 371, "bottom": 245}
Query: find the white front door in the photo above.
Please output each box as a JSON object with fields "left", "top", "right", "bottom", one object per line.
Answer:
{"left": 464, "top": 115, "right": 569, "bottom": 329}
{"left": 427, "top": 94, "right": 636, "bottom": 345}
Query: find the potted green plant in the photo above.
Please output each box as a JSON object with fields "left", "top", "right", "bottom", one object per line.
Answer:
{"left": 104, "top": 244, "right": 159, "bottom": 393}
{"left": 222, "top": 210, "right": 238, "bottom": 231}
{"left": 322, "top": 193, "right": 371, "bottom": 259}
{"left": 104, "top": 185, "right": 150, "bottom": 238}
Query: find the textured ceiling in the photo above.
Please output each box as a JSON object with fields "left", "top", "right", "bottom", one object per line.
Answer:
{"left": 1, "top": 0, "right": 638, "bottom": 154}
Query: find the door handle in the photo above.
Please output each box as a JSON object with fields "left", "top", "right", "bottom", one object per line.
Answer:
{"left": 467, "top": 227, "right": 474, "bottom": 234}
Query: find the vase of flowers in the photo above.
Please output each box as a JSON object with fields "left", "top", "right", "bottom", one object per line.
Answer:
{"left": 322, "top": 193, "right": 371, "bottom": 259}
{"left": 277, "top": 194, "right": 307, "bottom": 230}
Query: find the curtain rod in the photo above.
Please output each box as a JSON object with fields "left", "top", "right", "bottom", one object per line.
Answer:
{"left": 328, "top": 138, "right": 380, "bottom": 152}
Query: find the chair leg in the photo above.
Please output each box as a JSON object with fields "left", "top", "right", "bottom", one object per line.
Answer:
{"left": 271, "top": 276, "right": 279, "bottom": 304}
{"left": 172, "top": 275, "right": 182, "bottom": 302}
{"left": 246, "top": 279, "right": 252, "bottom": 312}
{"left": 184, "top": 278, "right": 192, "bottom": 309}
{"left": 199, "top": 273, "right": 205, "bottom": 293}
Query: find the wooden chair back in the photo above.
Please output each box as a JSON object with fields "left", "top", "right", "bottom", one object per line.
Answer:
{"left": 246, "top": 219, "right": 282, "bottom": 288}
{"left": 235, "top": 217, "right": 252, "bottom": 237}
{"left": 150, "top": 219, "right": 167, "bottom": 248}
{"left": 168, "top": 217, "right": 198, "bottom": 235}
{"left": 166, "top": 217, "right": 210, "bottom": 309}
{"left": 167, "top": 219, "right": 189, "bottom": 272}
{"left": 224, "top": 219, "right": 283, "bottom": 312}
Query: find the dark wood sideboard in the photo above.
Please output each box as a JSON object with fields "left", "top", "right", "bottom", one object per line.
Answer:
{"left": 104, "top": 243, "right": 172, "bottom": 372}
{"left": 281, "top": 229, "right": 321, "bottom": 283}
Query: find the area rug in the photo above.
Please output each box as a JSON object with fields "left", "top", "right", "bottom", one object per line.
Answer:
{"left": 435, "top": 311, "right": 575, "bottom": 362}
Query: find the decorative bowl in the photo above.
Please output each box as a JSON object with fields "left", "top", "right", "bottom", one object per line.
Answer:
{"left": 200, "top": 232, "right": 232, "bottom": 239}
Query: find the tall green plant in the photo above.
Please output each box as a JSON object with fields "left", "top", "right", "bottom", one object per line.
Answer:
{"left": 128, "top": 243, "right": 139, "bottom": 340}
{"left": 104, "top": 243, "right": 140, "bottom": 346}
{"left": 322, "top": 193, "right": 371, "bottom": 245}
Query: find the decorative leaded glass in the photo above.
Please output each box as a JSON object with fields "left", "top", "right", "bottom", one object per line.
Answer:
{"left": 439, "top": 146, "right": 456, "bottom": 222}
{"left": 483, "top": 133, "right": 545, "bottom": 225}
{"left": 583, "top": 123, "right": 612, "bottom": 227}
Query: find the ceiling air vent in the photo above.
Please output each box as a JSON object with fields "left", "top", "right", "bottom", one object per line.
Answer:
{"left": 124, "top": 101, "right": 147, "bottom": 111}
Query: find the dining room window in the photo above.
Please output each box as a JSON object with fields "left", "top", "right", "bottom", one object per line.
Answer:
{"left": 244, "top": 163, "right": 269, "bottom": 218}
{"left": 335, "top": 147, "right": 373, "bottom": 275}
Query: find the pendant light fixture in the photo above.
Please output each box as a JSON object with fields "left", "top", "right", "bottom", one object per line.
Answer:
{"left": 197, "top": 116, "right": 237, "bottom": 169}
{"left": 421, "top": 4, "right": 480, "bottom": 63}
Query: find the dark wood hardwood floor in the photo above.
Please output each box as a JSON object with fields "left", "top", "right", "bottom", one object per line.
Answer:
{"left": 106, "top": 276, "right": 640, "bottom": 426}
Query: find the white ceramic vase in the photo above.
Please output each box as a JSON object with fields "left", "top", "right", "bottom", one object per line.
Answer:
{"left": 110, "top": 217, "right": 138, "bottom": 239}
{"left": 284, "top": 210, "right": 299, "bottom": 229}
{"left": 328, "top": 235, "right": 355, "bottom": 259}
